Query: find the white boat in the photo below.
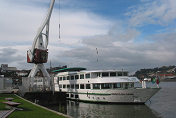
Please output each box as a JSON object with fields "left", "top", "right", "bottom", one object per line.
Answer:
{"left": 53, "top": 67, "right": 160, "bottom": 104}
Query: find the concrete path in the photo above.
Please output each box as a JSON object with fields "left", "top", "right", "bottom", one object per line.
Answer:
{"left": 0, "top": 109, "right": 15, "bottom": 118}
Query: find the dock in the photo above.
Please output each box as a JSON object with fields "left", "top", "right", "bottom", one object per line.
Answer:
{"left": 23, "top": 91, "right": 67, "bottom": 105}
{"left": 0, "top": 93, "right": 70, "bottom": 118}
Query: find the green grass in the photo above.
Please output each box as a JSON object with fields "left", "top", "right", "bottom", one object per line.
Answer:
{"left": 0, "top": 94, "right": 66, "bottom": 118}
{"left": 0, "top": 94, "right": 13, "bottom": 110}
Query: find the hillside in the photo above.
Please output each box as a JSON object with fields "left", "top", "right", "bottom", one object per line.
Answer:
{"left": 134, "top": 65, "right": 176, "bottom": 80}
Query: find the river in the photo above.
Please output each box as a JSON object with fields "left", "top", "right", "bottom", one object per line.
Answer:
{"left": 47, "top": 82, "right": 176, "bottom": 118}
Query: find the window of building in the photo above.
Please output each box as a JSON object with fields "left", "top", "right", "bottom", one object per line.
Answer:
{"left": 75, "top": 75, "right": 79, "bottom": 79}
{"left": 63, "top": 84, "right": 66, "bottom": 88}
{"left": 67, "top": 85, "right": 70, "bottom": 88}
{"left": 113, "top": 83, "right": 121, "bottom": 88}
{"left": 63, "top": 77, "right": 66, "bottom": 80}
{"left": 71, "top": 84, "right": 74, "bottom": 89}
{"left": 71, "top": 75, "right": 74, "bottom": 80}
{"left": 101, "top": 83, "right": 112, "bottom": 89}
{"left": 60, "top": 77, "right": 63, "bottom": 81}
{"left": 75, "top": 84, "right": 79, "bottom": 89}
{"left": 86, "top": 84, "right": 91, "bottom": 89}
{"left": 86, "top": 73, "right": 90, "bottom": 79}
{"left": 80, "top": 84, "right": 84, "bottom": 89}
{"left": 93, "top": 84, "right": 100, "bottom": 89}
{"left": 110, "top": 72, "right": 116, "bottom": 77}
{"left": 67, "top": 76, "right": 70, "bottom": 80}
{"left": 80, "top": 74, "right": 84, "bottom": 79}
{"left": 102, "top": 72, "right": 109, "bottom": 77}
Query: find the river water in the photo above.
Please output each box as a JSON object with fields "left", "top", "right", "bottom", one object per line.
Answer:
{"left": 47, "top": 82, "right": 176, "bottom": 118}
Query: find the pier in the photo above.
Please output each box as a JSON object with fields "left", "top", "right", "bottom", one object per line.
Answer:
{"left": 23, "top": 91, "right": 67, "bottom": 105}
{"left": 0, "top": 93, "right": 70, "bottom": 118}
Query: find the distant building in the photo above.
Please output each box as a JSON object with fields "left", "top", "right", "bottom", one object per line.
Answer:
{"left": 158, "top": 73, "right": 176, "bottom": 80}
{"left": 1, "top": 64, "right": 17, "bottom": 72}
{"left": 0, "top": 76, "right": 12, "bottom": 92}
{"left": 16, "top": 70, "right": 29, "bottom": 77}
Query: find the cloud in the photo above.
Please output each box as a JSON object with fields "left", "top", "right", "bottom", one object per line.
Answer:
{"left": 56, "top": 24, "right": 176, "bottom": 72}
{"left": 126, "top": 0, "right": 176, "bottom": 27}
{"left": 0, "top": 0, "right": 111, "bottom": 69}
{"left": 0, "top": 0, "right": 176, "bottom": 73}
{"left": 0, "top": 47, "right": 24, "bottom": 66}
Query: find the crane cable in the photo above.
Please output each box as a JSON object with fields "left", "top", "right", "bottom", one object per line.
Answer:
{"left": 96, "top": 48, "right": 99, "bottom": 62}
{"left": 58, "top": 0, "right": 61, "bottom": 39}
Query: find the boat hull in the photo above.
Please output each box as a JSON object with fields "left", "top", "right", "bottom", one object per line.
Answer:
{"left": 65, "top": 88, "right": 160, "bottom": 104}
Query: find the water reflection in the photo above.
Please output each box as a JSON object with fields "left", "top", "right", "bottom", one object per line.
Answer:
{"left": 48, "top": 100, "right": 160, "bottom": 118}
{"left": 44, "top": 82, "right": 176, "bottom": 118}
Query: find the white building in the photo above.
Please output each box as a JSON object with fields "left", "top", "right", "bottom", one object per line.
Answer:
{"left": 1, "top": 64, "right": 17, "bottom": 72}
{"left": 0, "top": 76, "right": 13, "bottom": 93}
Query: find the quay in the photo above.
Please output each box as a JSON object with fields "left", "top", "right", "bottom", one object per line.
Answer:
{"left": 23, "top": 91, "right": 67, "bottom": 105}
{"left": 0, "top": 93, "right": 71, "bottom": 118}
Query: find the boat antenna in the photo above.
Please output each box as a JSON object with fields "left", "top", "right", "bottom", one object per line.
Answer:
{"left": 50, "top": 60, "right": 52, "bottom": 70}
{"left": 96, "top": 48, "right": 99, "bottom": 62}
{"left": 58, "top": 0, "right": 61, "bottom": 39}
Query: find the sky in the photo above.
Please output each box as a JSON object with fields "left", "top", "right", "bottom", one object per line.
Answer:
{"left": 0, "top": 0, "right": 176, "bottom": 73}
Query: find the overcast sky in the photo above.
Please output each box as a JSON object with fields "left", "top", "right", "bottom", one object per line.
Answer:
{"left": 0, "top": 0, "right": 176, "bottom": 73}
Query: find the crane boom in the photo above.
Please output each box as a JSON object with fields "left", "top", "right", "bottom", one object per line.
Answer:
{"left": 27, "top": 0, "right": 55, "bottom": 63}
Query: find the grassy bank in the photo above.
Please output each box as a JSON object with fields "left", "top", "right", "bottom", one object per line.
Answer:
{"left": 0, "top": 94, "right": 66, "bottom": 118}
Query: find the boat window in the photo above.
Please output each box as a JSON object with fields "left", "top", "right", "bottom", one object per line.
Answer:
{"left": 75, "top": 95, "right": 79, "bottom": 98}
{"left": 80, "top": 74, "right": 84, "bottom": 79}
{"left": 67, "top": 85, "right": 70, "bottom": 88}
{"left": 71, "top": 75, "right": 74, "bottom": 80}
{"left": 75, "top": 75, "right": 79, "bottom": 79}
{"left": 101, "top": 83, "right": 112, "bottom": 89}
{"left": 113, "top": 83, "right": 122, "bottom": 88}
{"left": 80, "top": 84, "right": 84, "bottom": 89}
{"left": 102, "top": 72, "right": 109, "bottom": 77}
{"left": 86, "top": 84, "right": 91, "bottom": 89}
{"left": 117, "top": 72, "right": 122, "bottom": 76}
{"left": 59, "top": 84, "right": 62, "bottom": 88}
{"left": 123, "top": 72, "right": 128, "bottom": 76}
{"left": 128, "top": 83, "right": 134, "bottom": 88}
{"left": 71, "top": 84, "right": 74, "bottom": 89}
{"left": 110, "top": 72, "right": 116, "bottom": 77}
{"left": 93, "top": 84, "right": 100, "bottom": 89}
{"left": 124, "top": 83, "right": 129, "bottom": 89}
{"left": 97, "top": 73, "right": 101, "bottom": 77}
{"left": 75, "top": 84, "right": 79, "bottom": 89}
{"left": 60, "top": 77, "right": 63, "bottom": 81}
{"left": 63, "top": 77, "right": 66, "bottom": 80}
{"left": 86, "top": 73, "right": 90, "bottom": 79}
{"left": 63, "top": 84, "right": 66, "bottom": 88}
{"left": 67, "top": 76, "right": 70, "bottom": 80}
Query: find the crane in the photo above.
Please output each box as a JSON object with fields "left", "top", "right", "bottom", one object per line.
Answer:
{"left": 27, "top": 0, "right": 55, "bottom": 91}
